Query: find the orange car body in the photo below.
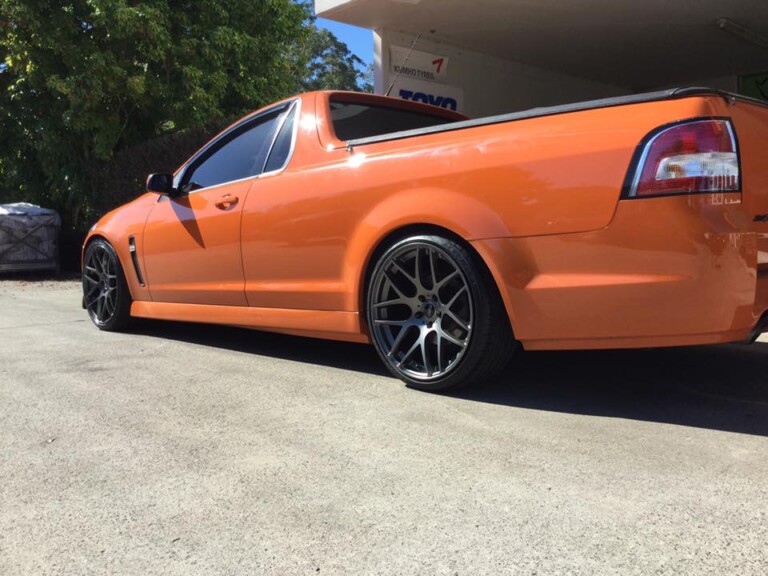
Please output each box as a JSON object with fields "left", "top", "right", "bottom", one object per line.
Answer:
{"left": 85, "top": 90, "right": 768, "bottom": 350}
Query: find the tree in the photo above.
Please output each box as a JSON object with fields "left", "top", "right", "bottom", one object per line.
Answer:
{"left": 0, "top": 0, "right": 372, "bottom": 234}
{"left": 299, "top": 25, "right": 372, "bottom": 93}
{"left": 0, "top": 0, "right": 312, "bottom": 227}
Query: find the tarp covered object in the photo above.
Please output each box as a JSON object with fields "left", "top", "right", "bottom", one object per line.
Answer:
{"left": 0, "top": 203, "right": 61, "bottom": 272}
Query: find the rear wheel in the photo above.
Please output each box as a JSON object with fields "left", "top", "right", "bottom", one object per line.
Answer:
{"left": 82, "top": 239, "right": 132, "bottom": 331}
{"left": 367, "top": 235, "right": 516, "bottom": 391}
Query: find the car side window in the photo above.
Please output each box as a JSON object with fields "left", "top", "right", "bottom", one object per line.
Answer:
{"left": 182, "top": 110, "right": 283, "bottom": 192}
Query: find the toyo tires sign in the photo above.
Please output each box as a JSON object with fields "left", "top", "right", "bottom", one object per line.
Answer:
{"left": 398, "top": 89, "right": 460, "bottom": 111}
{"left": 389, "top": 45, "right": 464, "bottom": 112}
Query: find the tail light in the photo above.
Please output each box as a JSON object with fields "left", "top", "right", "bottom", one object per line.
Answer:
{"left": 628, "top": 119, "right": 739, "bottom": 198}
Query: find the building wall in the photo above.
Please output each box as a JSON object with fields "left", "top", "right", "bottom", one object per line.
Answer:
{"left": 376, "top": 29, "right": 631, "bottom": 119}
{"left": 375, "top": 30, "right": 742, "bottom": 119}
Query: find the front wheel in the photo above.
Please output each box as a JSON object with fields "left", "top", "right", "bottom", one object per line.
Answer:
{"left": 367, "top": 235, "right": 516, "bottom": 391}
{"left": 82, "top": 239, "right": 132, "bottom": 331}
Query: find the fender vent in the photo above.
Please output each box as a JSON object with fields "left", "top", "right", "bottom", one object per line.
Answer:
{"left": 128, "top": 236, "right": 145, "bottom": 287}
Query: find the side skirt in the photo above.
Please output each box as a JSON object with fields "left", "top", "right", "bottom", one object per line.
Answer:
{"left": 130, "top": 301, "right": 370, "bottom": 344}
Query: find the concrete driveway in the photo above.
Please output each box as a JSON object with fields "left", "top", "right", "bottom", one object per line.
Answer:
{"left": 1, "top": 278, "right": 767, "bottom": 575}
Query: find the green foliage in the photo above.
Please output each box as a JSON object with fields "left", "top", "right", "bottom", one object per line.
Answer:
{"left": 299, "top": 25, "right": 372, "bottom": 92}
{"left": 0, "top": 0, "right": 371, "bottom": 231}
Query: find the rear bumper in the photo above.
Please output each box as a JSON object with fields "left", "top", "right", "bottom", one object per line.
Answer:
{"left": 473, "top": 193, "right": 768, "bottom": 350}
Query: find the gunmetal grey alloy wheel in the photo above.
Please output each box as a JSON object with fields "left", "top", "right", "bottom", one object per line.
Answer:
{"left": 367, "top": 235, "right": 516, "bottom": 391}
{"left": 83, "top": 239, "right": 132, "bottom": 331}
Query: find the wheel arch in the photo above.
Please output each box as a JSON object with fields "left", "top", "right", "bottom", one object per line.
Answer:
{"left": 82, "top": 233, "right": 113, "bottom": 272}
{"left": 82, "top": 233, "right": 138, "bottom": 301}
{"left": 356, "top": 223, "right": 515, "bottom": 339}
{"left": 341, "top": 185, "right": 511, "bottom": 313}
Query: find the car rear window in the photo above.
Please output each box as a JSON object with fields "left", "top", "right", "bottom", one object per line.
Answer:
{"left": 330, "top": 99, "right": 459, "bottom": 142}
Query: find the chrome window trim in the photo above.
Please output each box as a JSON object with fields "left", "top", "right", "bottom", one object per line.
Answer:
{"left": 261, "top": 99, "right": 301, "bottom": 178}
{"left": 173, "top": 99, "right": 298, "bottom": 194}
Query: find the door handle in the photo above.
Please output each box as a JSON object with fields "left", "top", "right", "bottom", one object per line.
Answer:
{"left": 214, "top": 194, "right": 239, "bottom": 210}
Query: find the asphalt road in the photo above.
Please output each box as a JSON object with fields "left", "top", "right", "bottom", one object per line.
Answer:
{"left": 1, "top": 278, "right": 767, "bottom": 575}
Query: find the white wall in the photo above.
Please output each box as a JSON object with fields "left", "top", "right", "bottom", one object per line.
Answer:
{"left": 377, "top": 29, "right": 630, "bottom": 119}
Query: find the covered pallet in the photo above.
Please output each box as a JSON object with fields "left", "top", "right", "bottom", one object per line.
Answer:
{"left": 0, "top": 203, "right": 61, "bottom": 273}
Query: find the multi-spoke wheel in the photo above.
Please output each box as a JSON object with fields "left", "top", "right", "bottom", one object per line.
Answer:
{"left": 82, "top": 239, "right": 132, "bottom": 331}
{"left": 367, "top": 235, "right": 516, "bottom": 391}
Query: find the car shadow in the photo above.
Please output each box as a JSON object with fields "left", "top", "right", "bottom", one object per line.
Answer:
{"left": 458, "top": 343, "right": 768, "bottom": 437}
{"left": 131, "top": 320, "right": 768, "bottom": 437}
{"left": 131, "top": 320, "right": 390, "bottom": 377}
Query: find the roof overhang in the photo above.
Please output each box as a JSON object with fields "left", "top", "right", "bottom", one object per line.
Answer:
{"left": 316, "top": 0, "right": 768, "bottom": 90}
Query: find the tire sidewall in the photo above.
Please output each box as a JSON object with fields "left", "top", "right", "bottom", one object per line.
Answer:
{"left": 366, "top": 234, "right": 493, "bottom": 391}
{"left": 83, "top": 239, "right": 132, "bottom": 331}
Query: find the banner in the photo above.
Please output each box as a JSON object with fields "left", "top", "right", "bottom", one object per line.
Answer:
{"left": 389, "top": 77, "right": 464, "bottom": 113}
{"left": 390, "top": 45, "right": 449, "bottom": 83}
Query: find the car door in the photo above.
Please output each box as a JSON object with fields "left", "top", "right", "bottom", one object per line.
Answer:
{"left": 142, "top": 105, "right": 289, "bottom": 306}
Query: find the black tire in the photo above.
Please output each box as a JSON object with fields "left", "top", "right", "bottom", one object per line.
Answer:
{"left": 82, "top": 239, "right": 133, "bottom": 332}
{"left": 366, "top": 235, "right": 517, "bottom": 391}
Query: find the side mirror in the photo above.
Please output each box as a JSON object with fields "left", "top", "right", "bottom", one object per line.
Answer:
{"left": 146, "top": 173, "right": 175, "bottom": 196}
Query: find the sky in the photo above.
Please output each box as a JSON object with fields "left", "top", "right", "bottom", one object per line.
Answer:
{"left": 316, "top": 17, "right": 374, "bottom": 67}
